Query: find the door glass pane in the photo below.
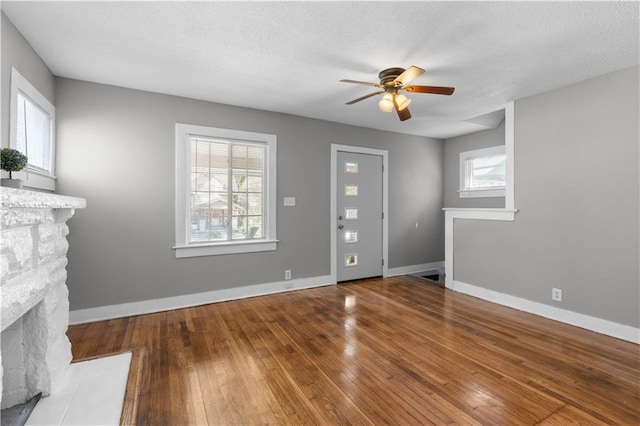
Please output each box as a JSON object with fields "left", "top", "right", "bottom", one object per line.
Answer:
{"left": 345, "top": 185, "right": 358, "bottom": 197}
{"left": 345, "top": 162, "right": 358, "bottom": 174}
{"left": 344, "top": 231, "right": 358, "bottom": 243}
{"left": 345, "top": 254, "right": 358, "bottom": 267}
{"left": 345, "top": 208, "right": 358, "bottom": 219}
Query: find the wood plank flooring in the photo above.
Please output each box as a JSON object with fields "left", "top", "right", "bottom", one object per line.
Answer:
{"left": 67, "top": 276, "right": 640, "bottom": 425}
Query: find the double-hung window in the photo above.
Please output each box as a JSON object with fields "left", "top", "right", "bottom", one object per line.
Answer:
{"left": 174, "top": 124, "right": 277, "bottom": 258}
{"left": 459, "top": 145, "right": 506, "bottom": 198}
{"left": 9, "top": 67, "right": 56, "bottom": 190}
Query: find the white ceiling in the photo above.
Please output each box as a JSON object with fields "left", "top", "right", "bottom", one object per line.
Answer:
{"left": 2, "top": 1, "right": 638, "bottom": 139}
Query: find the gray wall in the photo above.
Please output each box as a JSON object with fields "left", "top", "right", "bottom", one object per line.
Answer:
{"left": 1, "top": 12, "right": 55, "bottom": 150}
{"left": 453, "top": 66, "right": 639, "bottom": 327}
{"left": 443, "top": 121, "right": 505, "bottom": 208}
{"left": 55, "top": 78, "right": 444, "bottom": 310}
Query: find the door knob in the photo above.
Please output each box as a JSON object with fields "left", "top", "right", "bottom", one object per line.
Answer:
{"left": 338, "top": 215, "right": 343, "bottom": 220}
{"left": 338, "top": 224, "right": 344, "bottom": 229}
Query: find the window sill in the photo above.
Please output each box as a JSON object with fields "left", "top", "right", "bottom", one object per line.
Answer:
{"left": 173, "top": 239, "right": 278, "bottom": 258}
{"left": 13, "top": 169, "right": 56, "bottom": 192}
{"left": 458, "top": 188, "right": 505, "bottom": 198}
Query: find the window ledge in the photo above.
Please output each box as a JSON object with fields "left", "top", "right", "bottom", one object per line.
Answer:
{"left": 458, "top": 188, "right": 505, "bottom": 198}
{"left": 443, "top": 208, "right": 518, "bottom": 213}
{"left": 173, "top": 239, "right": 279, "bottom": 258}
{"left": 13, "top": 169, "right": 56, "bottom": 191}
{"left": 443, "top": 207, "right": 518, "bottom": 221}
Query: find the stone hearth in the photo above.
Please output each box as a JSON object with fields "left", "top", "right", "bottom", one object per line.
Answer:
{"left": 1, "top": 187, "right": 86, "bottom": 409}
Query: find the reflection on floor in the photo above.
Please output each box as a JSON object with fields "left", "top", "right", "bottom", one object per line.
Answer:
{"left": 26, "top": 352, "right": 131, "bottom": 426}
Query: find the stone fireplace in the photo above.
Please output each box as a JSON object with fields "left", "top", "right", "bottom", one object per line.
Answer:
{"left": 0, "top": 187, "right": 85, "bottom": 409}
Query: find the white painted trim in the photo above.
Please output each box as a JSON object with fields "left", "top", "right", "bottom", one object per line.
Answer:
{"left": 504, "top": 101, "right": 515, "bottom": 210}
{"left": 387, "top": 261, "right": 444, "bottom": 277}
{"left": 174, "top": 240, "right": 278, "bottom": 258}
{"left": 459, "top": 188, "right": 505, "bottom": 198}
{"left": 443, "top": 208, "right": 517, "bottom": 289}
{"left": 452, "top": 280, "right": 640, "bottom": 344}
{"left": 331, "top": 144, "right": 388, "bottom": 283}
{"left": 69, "top": 275, "right": 333, "bottom": 325}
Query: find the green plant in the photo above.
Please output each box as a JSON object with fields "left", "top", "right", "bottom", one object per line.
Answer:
{"left": 1, "top": 148, "right": 28, "bottom": 179}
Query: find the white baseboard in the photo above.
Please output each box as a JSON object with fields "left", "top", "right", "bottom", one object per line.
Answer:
{"left": 69, "top": 275, "right": 333, "bottom": 325}
{"left": 388, "top": 261, "right": 444, "bottom": 277}
{"left": 453, "top": 280, "right": 639, "bottom": 344}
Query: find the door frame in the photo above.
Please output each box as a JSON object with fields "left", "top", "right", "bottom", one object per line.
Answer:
{"left": 331, "top": 144, "right": 389, "bottom": 283}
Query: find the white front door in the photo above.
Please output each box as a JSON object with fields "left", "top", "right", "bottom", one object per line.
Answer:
{"left": 336, "top": 151, "right": 383, "bottom": 282}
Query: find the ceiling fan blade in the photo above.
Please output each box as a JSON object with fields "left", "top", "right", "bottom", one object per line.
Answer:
{"left": 345, "top": 91, "right": 384, "bottom": 105}
{"left": 404, "top": 85, "right": 455, "bottom": 95}
{"left": 340, "top": 79, "right": 383, "bottom": 88}
{"left": 393, "top": 96, "right": 412, "bottom": 121}
{"left": 396, "top": 106, "right": 411, "bottom": 121}
{"left": 393, "top": 66, "right": 425, "bottom": 85}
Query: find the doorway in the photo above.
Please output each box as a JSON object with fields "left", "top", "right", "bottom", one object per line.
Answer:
{"left": 331, "top": 144, "right": 388, "bottom": 283}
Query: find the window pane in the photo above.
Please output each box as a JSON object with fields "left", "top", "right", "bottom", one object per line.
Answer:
{"left": 232, "top": 145, "right": 248, "bottom": 169}
{"left": 233, "top": 193, "right": 247, "bottom": 215}
{"left": 232, "top": 216, "right": 247, "bottom": 239}
{"left": 248, "top": 175, "right": 262, "bottom": 193}
{"left": 248, "top": 193, "right": 262, "bottom": 215}
{"left": 248, "top": 216, "right": 263, "bottom": 238}
{"left": 469, "top": 155, "right": 506, "bottom": 188}
{"left": 209, "top": 172, "right": 228, "bottom": 192}
{"left": 17, "top": 92, "right": 52, "bottom": 173}
{"left": 187, "top": 134, "right": 268, "bottom": 244}
{"left": 191, "top": 209, "right": 227, "bottom": 242}
{"left": 247, "top": 145, "right": 264, "bottom": 166}
{"left": 232, "top": 171, "right": 247, "bottom": 191}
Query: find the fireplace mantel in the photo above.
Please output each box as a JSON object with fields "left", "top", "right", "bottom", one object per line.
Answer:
{"left": 1, "top": 187, "right": 86, "bottom": 409}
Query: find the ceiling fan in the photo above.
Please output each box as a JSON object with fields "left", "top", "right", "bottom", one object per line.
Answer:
{"left": 340, "top": 66, "right": 455, "bottom": 122}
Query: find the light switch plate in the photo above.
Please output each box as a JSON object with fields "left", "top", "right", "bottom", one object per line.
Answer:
{"left": 283, "top": 196, "right": 296, "bottom": 206}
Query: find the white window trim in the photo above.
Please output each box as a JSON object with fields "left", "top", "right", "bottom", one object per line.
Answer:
{"left": 174, "top": 123, "right": 278, "bottom": 258}
{"left": 8, "top": 67, "right": 56, "bottom": 191}
{"left": 459, "top": 145, "right": 505, "bottom": 198}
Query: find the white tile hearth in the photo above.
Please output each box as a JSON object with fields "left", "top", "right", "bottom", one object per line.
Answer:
{"left": 26, "top": 352, "right": 131, "bottom": 426}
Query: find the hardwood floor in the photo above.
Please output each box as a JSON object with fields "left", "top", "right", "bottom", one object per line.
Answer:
{"left": 67, "top": 276, "right": 640, "bottom": 425}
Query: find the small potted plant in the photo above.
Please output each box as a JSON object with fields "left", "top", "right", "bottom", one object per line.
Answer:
{"left": 1, "top": 148, "right": 28, "bottom": 189}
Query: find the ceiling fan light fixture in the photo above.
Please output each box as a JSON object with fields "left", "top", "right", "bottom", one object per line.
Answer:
{"left": 395, "top": 93, "right": 411, "bottom": 110}
{"left": 378, "top": 92, "right": 394, "bottom": 112}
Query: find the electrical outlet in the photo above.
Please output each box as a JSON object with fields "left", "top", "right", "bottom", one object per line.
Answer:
{"left": 552, "top": 288, "right": 562, "bottom": 302}
{"left": 285, "top": 269, "right": 292, "bottom": 280}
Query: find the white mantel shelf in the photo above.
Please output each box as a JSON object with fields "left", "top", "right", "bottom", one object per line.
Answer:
{"left": 1, "top": 187, "right": 86, "bottom": 409}
{"left": 1, "top": 187, "right": 86, "bottom": 210}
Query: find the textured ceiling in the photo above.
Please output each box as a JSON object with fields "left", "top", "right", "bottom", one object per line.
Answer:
{"left": 2, "top": 1, "right": 638, "bottom": 139}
